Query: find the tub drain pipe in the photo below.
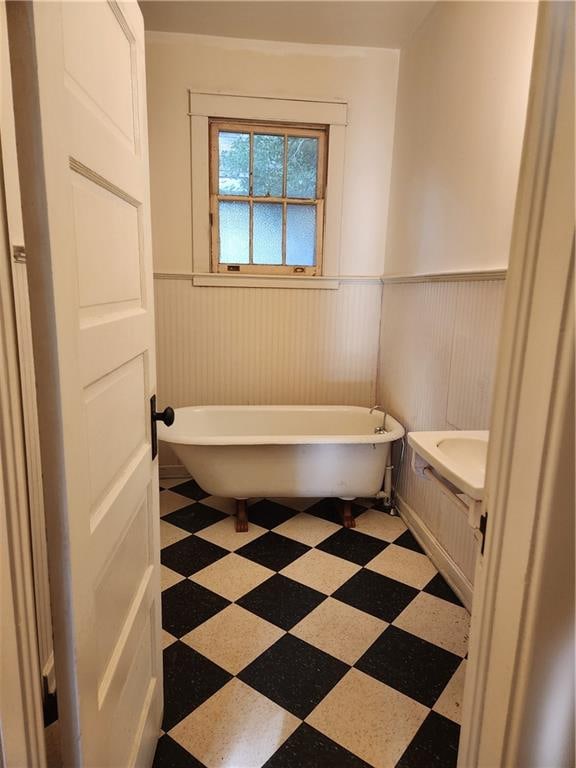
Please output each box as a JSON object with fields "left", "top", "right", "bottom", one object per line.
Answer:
{"left": 374, "top": 435, "right": 406, "bottom": 516}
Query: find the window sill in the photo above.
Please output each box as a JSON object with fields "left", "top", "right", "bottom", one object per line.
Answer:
{"left": 191, "top": 273, "right": 340, "bottom": 290}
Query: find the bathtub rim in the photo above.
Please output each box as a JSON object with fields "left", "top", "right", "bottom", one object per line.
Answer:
{"left": 158, "top": 405, "right": 405, "bottom": 446}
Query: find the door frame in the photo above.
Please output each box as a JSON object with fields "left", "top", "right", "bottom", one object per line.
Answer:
{"left": 458, "top": 2, "right": 574, "bottom": 765}
{"left": 0, "top": 6, "right": 46, "bottom": 766}
{"left": 6, "top": 1, "right": 163, "bottom": 765}
{"left": 0, "top": 1, "right": 572, "bottom": 766}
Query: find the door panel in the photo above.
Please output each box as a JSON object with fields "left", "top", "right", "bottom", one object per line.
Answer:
{"left": 7, "top": 1, "right": 162, "bottom": 765}
{"left": 62, "top": 2, "right": 137, "bottom": 146}
{"left": 72, "top": 173, "right": 142, "bottom": 311}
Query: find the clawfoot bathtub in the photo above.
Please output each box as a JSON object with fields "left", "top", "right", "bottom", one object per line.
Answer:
{"left": 159, "top": 406, "right": 404, "bottom": 531}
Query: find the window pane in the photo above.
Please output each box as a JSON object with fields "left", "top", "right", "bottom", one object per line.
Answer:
{"left": 286, "top": 204, "right": 316, "bottom": 266}
{"left": 286, "top": 137, "right": 318, "bottom": 199}
{"left": 253, "top": 134, "right": 284, "bottom": 198}
{"left": 219, "top": 201, "right": 249, "bottom": 263}
{"left": 219, "top": 131, "right": 249, "bottom": 195}
{"left": 253, "top": 203, "right": 282, "bottom": 264}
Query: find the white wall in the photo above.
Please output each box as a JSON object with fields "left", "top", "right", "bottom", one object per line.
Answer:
{"left": 146, "top": 31, "right": 399, "bottom": 276}
{"left": 146, "top": 31, "right": 399, "bottom": 471}
{"left": 378, "top": 278, "right": 506, "bottom": 600}
{"left": 155, "top": 280, "right": 382, "bottom": 407}
{"left": 378, "top": 2, "right": 537, "bottom": 598}
{"left": 384, "top": 2, "right": 537, "bottom": 275}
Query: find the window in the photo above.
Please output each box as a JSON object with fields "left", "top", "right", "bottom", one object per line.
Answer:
{"left": 189, "top": 92, "right": 347, "bottom": 288}
{"left": 209, "top": 120, "right": 327, "bottom": 275}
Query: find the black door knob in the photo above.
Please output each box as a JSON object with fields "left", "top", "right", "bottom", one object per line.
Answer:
{"left": 153, "top": 404, "right": 175, "bottom": 426}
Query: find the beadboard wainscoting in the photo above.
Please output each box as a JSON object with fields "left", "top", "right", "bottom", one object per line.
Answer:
{"left": 155, "top": 278, "right": 383, "bottom": 469}
{"left": 378, "top": 278, "right": 506, "bottom": 605}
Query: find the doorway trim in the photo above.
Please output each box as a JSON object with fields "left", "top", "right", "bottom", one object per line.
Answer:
{"left": 0, "top": 5, "right": 46, "bottom": 765}
{"left": 458, "top": 2, "right": 574, "bottom": 765}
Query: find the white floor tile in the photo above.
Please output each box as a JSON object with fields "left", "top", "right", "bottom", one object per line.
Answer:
{"left": 170, "top": 679, "right": 299, "bottom": 768}
{"left": 394, "top": 592, "right": 470, "bottom": 657}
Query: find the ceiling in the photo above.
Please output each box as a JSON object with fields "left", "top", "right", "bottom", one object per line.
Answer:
{"left": 140, "top": 1, "right": 436, "bottom": 49}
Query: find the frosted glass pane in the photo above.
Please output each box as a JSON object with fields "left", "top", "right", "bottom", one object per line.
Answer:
{"left": 254, "top": 134, "right": 284, "bottom": 198}
{"left": 287, "top": 137, "right": 318, "bottom": 199}
{"left": 253, "top": 203, "right": 282, "bottom": 264}
{"left": 286, "top": 205, "right": 316, "bottom": 266}
{"left": 219, "top": 201, "right": 249, "bottom": 263}
{"left": 219, "top": 132, "right": 249, "bottom": 195}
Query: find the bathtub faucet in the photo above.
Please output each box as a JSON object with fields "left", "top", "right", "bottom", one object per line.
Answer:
{"left": 370, "top": 405, "right": 388, "bottom": 433}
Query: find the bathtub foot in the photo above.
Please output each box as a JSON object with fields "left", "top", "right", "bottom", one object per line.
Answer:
{"left": 235, "top": 499, "right": 249, "bottom": 532}
{"left": 340, "top": 500, "right": 356, "bottom": 529}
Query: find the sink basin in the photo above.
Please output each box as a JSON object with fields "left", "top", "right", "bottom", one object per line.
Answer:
{"left": 407, "top": 430, "right": 489, "bottom": 500}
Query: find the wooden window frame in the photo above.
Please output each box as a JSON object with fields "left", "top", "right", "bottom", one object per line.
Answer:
{"left": 209, "top": 119, "right": 327, "bottom": 276}
{"left": 189, "top": 91, "right": 347, "bottom": 289}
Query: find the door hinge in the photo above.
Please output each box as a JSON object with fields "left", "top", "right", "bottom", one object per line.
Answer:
{"left": 12, "top": 244, "right": 26, "bottom": 263}
{"left": 479, "top": 511, "right": 488, "bottom": 555}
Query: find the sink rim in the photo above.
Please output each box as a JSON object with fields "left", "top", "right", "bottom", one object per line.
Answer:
{"left": 407, "top": 430, "right": 489, "bottom": 501}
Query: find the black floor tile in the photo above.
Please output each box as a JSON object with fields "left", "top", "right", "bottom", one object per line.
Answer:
{"left": 171, "top": 478, "right": 210, "bottom": 501}
{"left": 247, "top": 499, "right": 300, "bottom": 529}
{"left": 306, "top": 498, "right": 364, "bottom": 524}
{"left": 263, "top": 724, "right": 371, "bottom": 768}
{"left": 163, "top": 503, "right": 228, "bottom": 534}
{"left": 153, "top": 735, "right": 207, "bottom": 768}
{"left": 394, "top": 529, "right": 425, "bottom": 554}
{"left": 162, "top": 642, "right": 231, "bottom": 731}
{"left": 333, "top": 569, "right": 419, "bottom": 622}
{"left": 356, "top": 626, "right": 461, "bottom": 707}
{"left": 316, "top": 528, "right": 388, "bottom": 565}
{"left": 239, "top": 635, "right": 348, "bottom": 719}
{"left": 161, "top": 534, "right": 228, "bottom": 577}
{"left": 162, "top": 579, "right": 229, "bottom": 638}
{"left": 423, "top": 573, "right": 463, "bottom": 607}
{"left": 237, "top": 573, "right": 325, "bottom": 630}
{"left": 396, "top": 711, "right": 460, "bottom": 768}
{"left": 236, "top": 531, "right": 310, "bottom": 571}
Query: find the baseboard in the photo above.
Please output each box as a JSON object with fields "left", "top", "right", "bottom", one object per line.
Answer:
{"left": 396, "top": 495, "right": 474, "bottom": 611}
{"left": 160, "top": 464, "right": 191, "bottom": 480}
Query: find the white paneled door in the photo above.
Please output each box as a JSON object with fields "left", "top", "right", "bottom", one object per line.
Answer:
{"left": 7, "top": 2, "right": 162, "bottom": 765}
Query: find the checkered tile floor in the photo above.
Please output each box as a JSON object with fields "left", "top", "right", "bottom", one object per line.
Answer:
{"left": 154, "top": 480, "right": 469, "bottom": 768}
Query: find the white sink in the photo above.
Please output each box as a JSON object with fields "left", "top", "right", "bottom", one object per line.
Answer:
{"left": 407, "top": 430, "right": 489, "bottom": 501}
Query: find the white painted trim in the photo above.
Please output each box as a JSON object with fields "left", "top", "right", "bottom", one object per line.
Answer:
{"left": 322, "top": 123, "right": 346, "bottom": 276}
{"left": 192, "top": 274, "right": 340, "bottom": 290}
{"left": 382, "top": 268, "right": 507, "bottom": 284}
{"left": 155, "top": 272, "right": 382, "bottom": 282}
{"left": 188, "top": 90, "right": 348, "bottom": 125}
{"left": 190, "top": 115, "right": 211, "bottom": 274}
{"left": 459, "top": 4, "right": 574, "bottom": 766}
{"left": 0, "top": 230, "right": 48, "bottom": 768}
{"left": 396, "top": 495, "right": 474, "bottom": 611}
{"left": 154, "top": 272, "right": 383, "bottom": 288}
{"left": 189, "top": 91, "right": 347, "bottom": 284}
{"left": 11, "top": 255, "right": 55, "bottom": 699}
{"left": 2, "top": 0, "right": 55, "bottom": 702}
{"left": 188, "top": 87, "right": 347, "bottom": 107}
{"left": 0, "top": 9, "right": 47, "bottom": 765}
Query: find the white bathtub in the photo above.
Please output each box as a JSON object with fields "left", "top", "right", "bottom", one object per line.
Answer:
{"left": 158, "top": 405, "right": 404, "bottom": 500}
